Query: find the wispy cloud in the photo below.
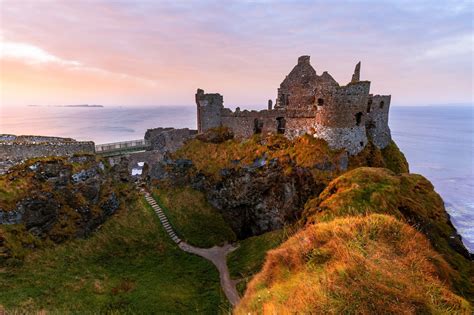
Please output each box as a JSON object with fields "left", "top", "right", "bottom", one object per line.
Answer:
{"left": 0, "top": 0, "right": 472, "bottom": 106}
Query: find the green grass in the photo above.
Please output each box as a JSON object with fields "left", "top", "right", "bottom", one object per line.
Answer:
{"left": 227, "top": 229, "right": 287, "bottom": 295}
{"left": 152, "top": 186, "right": 236, "bottom": 248}
{"left": 0, "top": 196, "right": 229, "bottom": 313}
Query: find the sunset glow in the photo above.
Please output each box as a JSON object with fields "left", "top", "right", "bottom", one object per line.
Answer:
{"left": 0, "top": 0, "right": 472, "bottom": 107}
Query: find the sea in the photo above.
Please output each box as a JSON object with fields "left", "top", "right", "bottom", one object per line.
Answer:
{"left": 1, "top": 104, "right": 473, "bottom": 252}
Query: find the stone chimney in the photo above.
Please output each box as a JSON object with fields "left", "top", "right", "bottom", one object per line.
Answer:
{"left": 268, "top": 99, "right": 273, "bottom": 110}
{"left": 298, "top": 55, "right": 310, "bottom": 65}
{"left": 351, "top": 61, "right": 361, "bottom": 83}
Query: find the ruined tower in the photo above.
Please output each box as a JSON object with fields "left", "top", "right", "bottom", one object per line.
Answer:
{"left": 195, "top": 56, "right": 392, "bottom": 155}
{"left": 195, "top": 88, "right": 224, "bottom": 133}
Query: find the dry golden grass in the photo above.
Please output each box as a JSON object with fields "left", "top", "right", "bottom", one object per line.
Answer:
{"left": 236, "top": 215, "right": 471, "bottom": 314}
{"left": 302, "top": 167, "right": 474, "bottom": 300}
{"left": 173, "top": 133, "right": 345, "bottom": 184}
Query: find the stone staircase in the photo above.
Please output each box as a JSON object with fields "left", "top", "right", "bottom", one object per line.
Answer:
{"left": 142, "top": 190, "right": 181, "bottom": 244}
{"left": 140, "top": 188, "right": 241, "bottom": 306}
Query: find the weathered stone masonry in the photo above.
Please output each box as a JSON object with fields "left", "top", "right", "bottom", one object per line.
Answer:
{"left": 196, "top": 56, "right": 392, "bottom": 155}
{"left": 0, "top": 135, "right": 95, "bottom": 174}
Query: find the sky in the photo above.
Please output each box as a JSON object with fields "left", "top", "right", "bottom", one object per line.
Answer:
{"left": 0, "top": 0, "right": 472, "bottom": 108}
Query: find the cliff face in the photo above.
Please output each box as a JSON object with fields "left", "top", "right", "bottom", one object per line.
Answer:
{"left": 203, "top": 162, "right": 318, "bottom": 238}
{"left": 0, "top": 155, "right": 129, "bottom": 261}
{"left": 236, "top": 168, "right": 473, "bottom": 312}
{"left": 151, "top": 129, "right": 409, "bottom": 238}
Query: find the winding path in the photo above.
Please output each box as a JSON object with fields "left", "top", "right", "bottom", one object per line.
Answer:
{"left": 141, "top": 189, "right": 241, "bottom": 306}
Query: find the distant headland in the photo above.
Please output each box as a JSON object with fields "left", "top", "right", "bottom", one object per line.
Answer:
{"left": 27, "top": 104, "right": 104, "bottom": 108}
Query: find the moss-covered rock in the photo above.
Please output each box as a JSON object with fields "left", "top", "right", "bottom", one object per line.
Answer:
{"left": 349, "top": 140, "right": 409, "bottom": 173}
{"left": 0, "top": 155, "right": 129, "bottom": 263}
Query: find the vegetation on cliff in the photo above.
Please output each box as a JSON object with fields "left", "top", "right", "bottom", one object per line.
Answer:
{"left": 237, "top": 167, "right": 473, "bottom": 313}
{"left": 227, "top": 229, "right": 289, "bottom": 295}
{"left": 152, "top": 186, "right": 236, "bottom": 247}
{"left": 236, "top": 214, "right": 471, "bottom": 314}
{"left": 0, "top": 155, "right": 123, "bottom": 261}
{"left": 2, "top": 132, "right": 470, "bottom": 313}
{"left": 0, "top": 192, "right": 227, "bottom": 313}
{"left": 304, "top": 167, "right": 473, "bottom": 298}
{"left": 174, "top": 131, "right": 347, "bottom": 183}
{"left": 174, "top": 128, "right": 408, "bottom": 183}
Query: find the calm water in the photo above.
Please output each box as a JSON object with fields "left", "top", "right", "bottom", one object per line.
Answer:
{"left": 1, "top": 105, "right": 473, "bottom": 252}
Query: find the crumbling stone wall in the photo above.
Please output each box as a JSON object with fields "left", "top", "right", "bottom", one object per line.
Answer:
{"left": 196, "top": 89, "right": 223, "bottom": 133}
{"left": 0, "top": 142, "right": 95, "bottom": 161}
{"left": 144, "top": 127, "right": 197, "bottom": 153}
{"left": 366, "top": 95, "right": 391, "bottom": 148}
{"left": 0, "top": 135, "right": 95, "bottom": 174}
{"left": 195, "top": 56, "right": 392, "bottom": 155}
{"left": 0, "top": 135, "right": 95, "bottom": 161}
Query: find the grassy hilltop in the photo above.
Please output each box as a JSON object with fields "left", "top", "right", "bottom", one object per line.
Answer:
{"left": 1, "top": 131, "right": 472, "bottom": 313}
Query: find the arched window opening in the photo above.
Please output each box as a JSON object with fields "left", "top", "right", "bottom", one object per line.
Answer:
{"left": 317, "top": 98, "right": 324, "bottom": 106}
{"left": 367, "top": 99, "right": 373, "bottom": 113}
{"left": 276, "top": 117, "right": 286, "bottom": 134}
{"left": 379, "top": 101, "right": 385, "bottom": 109}
{"left": 254, "top": 119, "right": 263, "bottom": 134}
{"left": 355, "top": 112, "right": 363, "bottom": 126}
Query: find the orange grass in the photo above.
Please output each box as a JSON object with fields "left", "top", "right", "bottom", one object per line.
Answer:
{"left": 236, "top": 215, "right": 471, "bottom": 314}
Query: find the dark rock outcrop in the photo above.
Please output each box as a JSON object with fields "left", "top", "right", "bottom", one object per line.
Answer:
{"left": 203, "top": 162, "right": 320, "bottom": 238}
{"left": 0, "top": 156, "right": 120, "bottom": 243}
{"left": 152, "top": 156, "right": 322, "bottom": 238}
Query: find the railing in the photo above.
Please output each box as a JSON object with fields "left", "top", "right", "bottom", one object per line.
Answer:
{"left": 95, "top": 139, "right": 151, "bottom": 154}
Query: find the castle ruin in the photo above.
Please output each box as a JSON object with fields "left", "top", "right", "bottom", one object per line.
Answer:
{"left": 196, "top": 56, "right": 392, "bottom": 155}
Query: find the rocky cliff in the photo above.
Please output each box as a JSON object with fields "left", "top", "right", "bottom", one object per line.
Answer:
{"left": 235, "top": 168, "right": 473, "bottom": 312}
{"left": 0, "top": 155, "right": 130, "bottom": 261}
{"left": 150, "top": 128, "right": 409, "bottom": 239}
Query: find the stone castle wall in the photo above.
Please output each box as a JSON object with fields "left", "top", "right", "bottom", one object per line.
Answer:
{"left": 145, "top": 127, "right": 197, "bottom": 153}
{"left": 366, "top": 95, "right": 391, "bottom": 148}
{"left": 196, "top": 56, "right": 392, "bottom": 155}
{"left": 196, "top": 89, "right": 223, "bottom": 133}
{"left": 0, "top": 135, "right": 95, "bottom": 174}
{"left": 0, "top": 141, "right": 95, "bottom": 161}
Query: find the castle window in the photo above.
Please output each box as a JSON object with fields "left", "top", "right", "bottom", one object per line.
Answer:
{"left": 367, "top": 99, "right": 372, "bottom": 113}
{"left": 379, "top": 101, "right": 385, "bottom": 109}
{"left": 276, "top": 117, "right": 286, "bottom": 134}
{"left": 317, "top": 98, "right": 324, "bottom": 106}
{"left": 254, "top": 118, "right": 263, "bottom": 134}
{"left": 360, "top": 141, "right": 364, "bottom": 147}
{"left": 355, "top": 112, "right": 363, "bottom": 126}
{"left": 280, "top": 94, "right": 289, "bottom": 106}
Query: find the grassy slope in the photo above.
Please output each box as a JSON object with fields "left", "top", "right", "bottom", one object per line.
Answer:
{"left": 348, "top": 140, "right": 409, "bottom": 174}
{"left": 304, "top": 167, "right": 474, "bottom": 300}
{"left": 0, "top": 194, "right": 228, "bottom": 313}
{"left": 236, "top": 215, "right": 471, "bottom": 314}
{"left": 227, "top": 229, "right": 287, "bottom": 295}
{"left": 152, "top": 186, "right": 236, "bottom": 248}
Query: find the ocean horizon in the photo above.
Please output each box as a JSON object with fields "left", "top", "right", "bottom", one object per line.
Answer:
{"left": 1, "top": 104, "right": 473, "bottom": 252}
